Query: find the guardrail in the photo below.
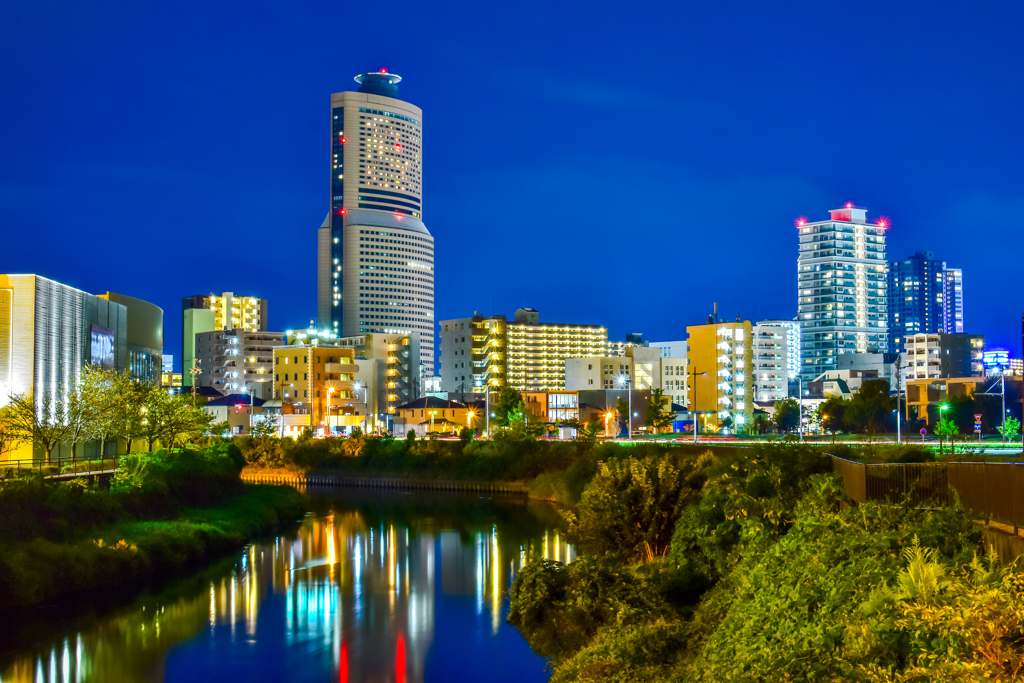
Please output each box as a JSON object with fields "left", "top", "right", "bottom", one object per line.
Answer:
{"left": 241, "top": 471, "right": 528, "bottom": 494}
{"left": 830, "top": 455, "right": 1024, "bottom": 534}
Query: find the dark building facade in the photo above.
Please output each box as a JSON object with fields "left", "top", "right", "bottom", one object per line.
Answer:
{"left": 887, "top": 251, "right": 964, "bottom": 354}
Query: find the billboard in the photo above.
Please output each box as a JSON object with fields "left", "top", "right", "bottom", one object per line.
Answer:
{"left": 90, "top": 324, "right": 115, "bottom": 370}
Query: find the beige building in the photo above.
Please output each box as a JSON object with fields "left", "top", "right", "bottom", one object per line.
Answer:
{"left": 194, "top": 329, "right": 285, "bottom": 400}
{"left": 273, "top": 340, "right": 362, "bottom": 436}
{"left": 317, "top": 70, "right": 435, "bottom": 374}
{"left": 565, "top": 348, "right": 687, "bottom": 406}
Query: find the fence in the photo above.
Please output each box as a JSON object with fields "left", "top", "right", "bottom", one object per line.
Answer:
{"left": 830, "top": 456, "right": 1024, "bottom": 533}
{"left": 0, "top": 455, "right": 121, "bottom": 479}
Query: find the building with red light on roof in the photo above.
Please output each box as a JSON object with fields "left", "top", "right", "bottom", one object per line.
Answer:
{"left": 316, "top": 70, "right": 435, "bottom": 377}
{"left": 796, "top": 205, "right": 889, "bottom": 386}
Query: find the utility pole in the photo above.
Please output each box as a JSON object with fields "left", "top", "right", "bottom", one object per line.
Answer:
{"left": 617, "top": 375, "right": 632, "bottom": 441}
{"left": 799, "top": 376, "right": 804, "bottom": 442}
{"left": 189, "top": 358, "right": 202, "bottom": 399}
{"left": 688, "top": 367, "right": 707, "bottom": 444}
{"left": 894, "top": 355, "right": 902, "bottom": 444}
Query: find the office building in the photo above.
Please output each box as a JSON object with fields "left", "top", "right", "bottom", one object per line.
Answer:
{"left": 194, "top": 329, "right": 286, "bottom": 400}
{"left": 440, "top": 309, "right": 608, "bottom": 393}
{"left": 565, "top": 349, "right": 688, "bottom": 407}
{"left": 797, "top": 204, "right": 888, "bottom": 384}
{"left": 1011, "top": 358, "right": 1023, "bottom": 376}
{"left": 752, "top": 322, "right": 790, "bottom": 402}
{"left": 650, "top": 340, "right": 687, "bottom": 358}
{"left": 565, "top": 356, "right": 635, "bottom": 390}
{"left": 887, "top": 251, "right": 965, "bottom": 353}
{"left": 0, "top": 274, "right": 165, "bottom": 460}
{"left": 182, "top": 293, "right": 268, "bottom": 387}
{"left": 162, "top": 355, "right": 174, "bottom": 372}
{"left": 99, "top": 292, "right": 163, "bottom": 385}
{"left": 686, "top": 318, "right": 754, "bottom": 432}
{"left": 903, "top": 333, "right": 984, "bottom": 382}
{"left": 316, "top": 70, "right": 435, "bottom": 374}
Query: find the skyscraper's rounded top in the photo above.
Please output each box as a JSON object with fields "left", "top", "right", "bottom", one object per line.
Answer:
{"left": 354, "top": 70, "right": 402, "bottom": 98}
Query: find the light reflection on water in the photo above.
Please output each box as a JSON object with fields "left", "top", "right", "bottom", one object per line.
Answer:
{"left": 0, "top": 490, "right": 573, "bottom": 682}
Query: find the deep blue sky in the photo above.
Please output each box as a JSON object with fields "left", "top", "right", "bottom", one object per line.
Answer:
{"left": 2, "top": 1, "right": 1021, "bottom": 371}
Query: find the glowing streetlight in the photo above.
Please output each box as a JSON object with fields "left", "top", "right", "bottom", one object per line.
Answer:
{"left": 616, "top": 374, "right": 632, "bottom": 442}
{"left": 465, "top": 408, "right": 476, "bottom": 428}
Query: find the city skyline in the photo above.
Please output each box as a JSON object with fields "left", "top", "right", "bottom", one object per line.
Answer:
{"left": 1, "top": 2, "right": 1022, "bottom": 367}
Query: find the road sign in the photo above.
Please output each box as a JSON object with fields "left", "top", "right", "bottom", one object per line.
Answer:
{"left": 974, "top": 414, "right": 983, "bottom": 421}
{"left": 975, "top": 423, "right": 982, "bottom": 432}
{"left": 920, "top": 428, "right": 927, "bottom": 436}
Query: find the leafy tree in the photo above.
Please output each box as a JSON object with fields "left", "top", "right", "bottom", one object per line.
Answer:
{"left": 845, "top": 379, "right": 893, "bottom": 435}
{"left": 162, "top": 393, "right": 216, "bottom": 448}
{"left": 4, "top": 391, "right": 70, "bottom": 463}
{"left": 644, "top": 388, "right": 674, "bottom": 433}
{"left": 998, "top": 415, "right": 1021, "bottom": 442}
{"left": 107, "top": 371, "right": 147, "bottom": 453}
{"left": 816, "top": 396, "right": 847, "bottom": 436}
{"left": 459, "top": 426, "right": 473, "bottom": 445}
{"left": 63, "top": 370, "right": 101, "bottom": 459}
{"left": 772, "top": 398, "right": 800, "bottom": 434}
{"left": 243, "top": 414, "right": 283, "bottom": 467}
{"left": 79, "top": 366, "right": 119, "bottom": 456}
{"left": 935, "top": 416, "right": 959, "bottom": 456}
{"left": 0, "top": 404, "right": 25, "bottom": 460}
{"left": 751, "top": 412, "right": 770, "bottom": 436}
{"left": 582, "top": 419, "right": 602, "bottom": 442}
{"left": 565, "top": 455, "right": 701, "bottom": 562}
{"left": 492, "top": 387, "right": 523, "bottom": 427}
{"left": 616, "top": 397, "right": 630, "bottom": 436}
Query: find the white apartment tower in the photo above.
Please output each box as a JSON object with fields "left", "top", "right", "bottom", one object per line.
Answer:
{"left": 797, "top": 204, "right": 888, "bottom": 384}
{"left": 317, "top": 70, "right": 435, "bottom": 374}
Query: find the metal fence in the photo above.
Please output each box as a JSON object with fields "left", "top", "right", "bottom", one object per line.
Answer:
{"left": 830, "top": 456, "right": 1024, "bottom": 533}
{"left": 0, "top": 455, "right": 120, "bottom": 479}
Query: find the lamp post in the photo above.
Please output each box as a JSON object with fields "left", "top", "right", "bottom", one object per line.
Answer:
{"left": 327, "top": 386, "right": 335, "bottom": 435}
{"left": 484, "top": 380, "right": 490, "bottom": 438}
{"left": 352, "top": 381, "right": 366, "bottom": 434}
{"left": 687, "top": 368, "right": 707, "bottom": 444}
{"left": 465, "top": 408, "right": 476, "bottom": 430}
{"left": 894, "top": 355, "right": 902, "bottom": 444}
{"left": 617, "top": 375, "right": 632, "bottom": 441}
{"left": 430, "top": 409, "right": 437, "bottom": 434}
{"left": 939, "top": 404, "right": 949, "bottom": 456}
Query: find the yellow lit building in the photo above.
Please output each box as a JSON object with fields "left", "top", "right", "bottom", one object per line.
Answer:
{"left": 686, "top": 319, "right": 754, "bottom": 433}
{"left": 441, "top": 308, "right": 608, "bottom": 393}
{"left": 273, "top": 340, "right": 361, "bottom": 435}
{"left": 162, "top": 371, "right": 183, "bottom": 388}
{"left": 182, "top": 292, "right": 268, "bottom": 388}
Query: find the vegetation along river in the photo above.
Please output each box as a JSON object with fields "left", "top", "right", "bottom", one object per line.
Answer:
{"left": 0, "top": 488, "right": 573, "bottom": 682}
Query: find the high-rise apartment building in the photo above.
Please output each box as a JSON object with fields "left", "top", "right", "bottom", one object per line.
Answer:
{"left": 316, "top": 70, "right": 435, "bottom": 374}
{"left": 887, "top": 251, "right": 965, "bottom": 353}
{"left": 686, "top": 319, "right": 754, "bottom": 432}
{"left": 943, "top": 267, "right": 964, "bottom": 334}
{"left": 752, "top": 322, "right": 790, "bottom": 402}
{"left": 440, "top": 309, "right": 608, "bottom": 393}
{"left": 902, "top": 333, "right": 984, "bottom": 382}
{"left": 797, "top": 204, "right": 888, "bottom": 384}
{"left": 182, "top": 293, "right": 268, "bottom": 387}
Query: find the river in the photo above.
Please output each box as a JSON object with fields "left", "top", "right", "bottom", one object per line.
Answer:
{"left": 0, "top": 488, "right": 575, "bottom": 682}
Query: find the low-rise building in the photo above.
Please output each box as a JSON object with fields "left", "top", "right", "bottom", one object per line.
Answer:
{"left": 903, "top": 333, "right": 984, "bottom": 383}
{"left": 395, "top": 397, "right": 472, "bottom": 436}
{"left": 272, "top": 341, "right": 363, "bottom": 435}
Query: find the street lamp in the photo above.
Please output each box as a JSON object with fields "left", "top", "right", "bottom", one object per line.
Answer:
{"left": 430, "top": 409, "right": 438, "bottom": 434}
{"left": 465, "top": 408, "right": 476, "bottom": 430}
{"left": 617, "top": 374, "right": 632, "bottom": 442}
{"left": 939, "top": 404, "right": 949, "bottom": 456}
{"left": 352, "top": 381, "right": 366, "bottom": 434}
{"left": 687, "top": 368, "right": 707, "bottom": 444}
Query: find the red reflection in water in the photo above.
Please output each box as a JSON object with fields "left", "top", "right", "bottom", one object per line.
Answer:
{"left": 340, "top": 640, "right": 348, "bottom": 683}
{"left": 396, "top": 633, "right": 406, "bottom": 683}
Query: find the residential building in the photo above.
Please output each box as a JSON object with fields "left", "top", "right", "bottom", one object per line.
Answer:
{"left": 903, "top": 333, "right": 985, "bottom": 383}
{"left": 650, "top": 340, "right": 687, "bottom": 358}
{"left": 565, "top": 356, "right": 634, "bottom": 390}
{"left": 162, "top": 355, "right": 174, "bottom": 372}
{"left": 1011, "top": 358, "right": 1023, "bottom": 376}
{"left": 333, "top": 331, "right": 420, "bottom": 424}
{"left": 421, "top": 375, "right": 441, "bottom": 396}
{"left": 440, "top": 309, "right": 608, "bottom": 393}
{"left": 182, "top": 293, "right": 268, "bottom": 387}
{"left": 194, "top": 329, "right": 285, "bottom": 400}
{"left": 806, "top": 368, "right": 884, "bottom": 400}
{"left": 98, "top": 292, "right": 163, "bottom": 385}
{"left": 395, "top": 397, "right": 470, "bottom": 436}
{"left": 837, "top": 352, "right": 898, "bottom": 387}
{"left": 660, "top": 358, "right": 688, "bottom": 407}
{"left": 686, "top": 318, "right": 754, "bottom": 432}
{"left": 201, "top": 395, "right": 266, "bottom": 436}
{"left": 316, "top": 70, "right": 434, "bottom": 373}
{"left": 161, "top": 370, "right": 183, "bottom": 391}
{"left": 904, "top": 377, "right": 990, "bottom": 425}
{"left": 943, "top": 267, "right": 964, "bottom": 334}
{"left": 887, "top": 251, "right": 965, "bottom": 353}
{"left": 752, "top": 322, "right": 790, "bottom": 402}
{"left": 797, "top": 204, "right": 888, "bottom": 385}
{"left": 272, "top": 342, "right": 362, "bottom": 435}
{"left": 0, "top": 274, "right": 155, "bottom": 460}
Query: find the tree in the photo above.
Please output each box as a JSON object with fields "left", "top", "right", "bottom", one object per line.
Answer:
{"left": 162, "top": 393, "right": 216, "bottom": 448}
{"left": 616, "top": 397, "right": 630, "bottom": 436}
{"left": 644, "top": 388, "right": 674, "bottom": 433}
{"left": 998, "top": 416, "right": 1021, "bottom": 443}
{"left": 4, "top": 391, "right": 70, "bottom": 463}
{"left": 845, "top": 379, "right": 893, "bottom": 435}
{"left": 582, "top": 419, "right": 602, "bottom": 442}
{"left": 751, "top": 412, "right": 771, "bottom": 436}
{"left": 492, "top": 387, "right": 523, "bottom": 427}
{"left": 243, "top": 414, "right": 283, "bottom": 467}
{"left": 108, "top": 371, "right": 147, "bottom": 453}
{"left": 816, "top": 397, "right": 847, "bottom": 437}
{"left": 64, "top": 370, "right": 101, "bottom": 460}
{"left": 459, "top": 426, "right": 473, "bottom": 445}
{"left": 772, "top": 398, "right": 800, "bottom": 434}
{"left": 0, "top": 405, "right": 25, "bottom": 461}
{"left": 80, "top": 366, "right": 119, "bottom": 457}
{"left": 935, "top": 416, "right": 959, "bottom": 456}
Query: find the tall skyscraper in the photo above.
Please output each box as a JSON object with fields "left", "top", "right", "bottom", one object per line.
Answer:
{"left": 317, "top": 70, "right": 435, "bottom": 374}
{"left": 796, "top": 204, "right": 888, "bottom": 385}
{"left": 886, "top": 251, "right": 965, "bottom": 353}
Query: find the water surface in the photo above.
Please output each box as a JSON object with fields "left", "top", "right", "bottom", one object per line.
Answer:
{"left": 0, "top": 489, "right": 574, "bottom": 682}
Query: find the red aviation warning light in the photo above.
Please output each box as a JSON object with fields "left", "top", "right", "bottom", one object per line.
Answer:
{"left": 338, "top": 208, "right": 347, "bottom": 216}
{"left": 339, "top": 136, "right": 347, "bottom": 144}
{"left": 845, "top": 202, "right": 854, "bottom": 208}
{"left": 380, "top": 67, "right": 388, "bottom": 73}
{"left": 795, "top": 216, "right": 807, "bottom": 228}
{"left": 876, "top": 216, "right": 891, "bottom": 229}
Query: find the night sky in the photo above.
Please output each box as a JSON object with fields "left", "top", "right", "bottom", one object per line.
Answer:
{"left": 2, "top": 1, "right": 1021, "bottom": 372}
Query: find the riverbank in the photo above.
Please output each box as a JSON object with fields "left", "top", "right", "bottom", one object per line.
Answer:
{"left": 0, "top": 446, "right": 305, "bottom": 608}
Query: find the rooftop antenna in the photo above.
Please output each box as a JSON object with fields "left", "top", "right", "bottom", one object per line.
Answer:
{"left": 714, "top": 302, "right": 718, "bottom": 324}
